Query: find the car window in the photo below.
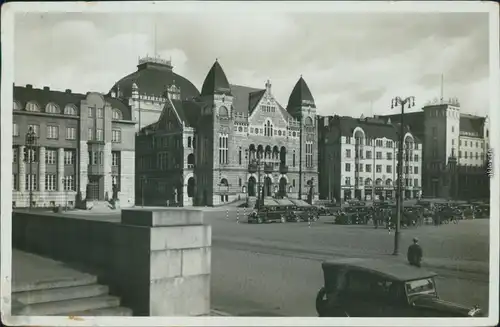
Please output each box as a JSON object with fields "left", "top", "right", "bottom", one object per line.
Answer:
{"left": 345, "top": 271, "right": 401, "bottom": 302}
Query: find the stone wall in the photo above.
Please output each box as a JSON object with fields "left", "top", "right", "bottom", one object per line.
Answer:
{"left": 12, "top": 208, "right": 211, "bottom": 316}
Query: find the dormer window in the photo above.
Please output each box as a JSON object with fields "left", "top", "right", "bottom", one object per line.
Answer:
{"left": 13, "top": 101, "right": 21, "bottom": 110}
{"left": 26, "top": 101, "right": 40, "bottom": 112}
{"left": 45, "top": 102, "right": 60, "bottom": 114}
{"left": 64, "top": 105, "right": 77, "bottom": 115}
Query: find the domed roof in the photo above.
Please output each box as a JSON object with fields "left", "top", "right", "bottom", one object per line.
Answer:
{"left": 286, "top": 76, "right": 316, "bottom": 111}
{"left": 108, "top": 57, "right": 200, "bottom": 100}
{"left": 200, "top": 60, "right": 232, "bottom": 96}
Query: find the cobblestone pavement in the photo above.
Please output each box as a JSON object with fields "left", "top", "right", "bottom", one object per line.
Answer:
{"left": 207, "top": 215, "right": 491, "bottom": 316}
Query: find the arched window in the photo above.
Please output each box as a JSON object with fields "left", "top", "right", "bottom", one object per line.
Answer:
{"left": 45, "top": 102, "right": 60, "bottom": 114}
{"left": 64, "top": 104, "right": 77, "bottom": 115}
{"left": 112, "top": 109, "right": 122, "bottom": 120}
{"left": 364, "top": 178, "right": 372, "bottom": 186}
{"left": 304, "top": 116, "right": 313, "bottom": 126}
{"left": 220, "top": 178, "right": 229, "bottom": 186}
{"left": 264, "top": 120, "right": 273, "bottom": 137}
{"left": 26, "top": 101, "right": 40, "bottom": 112}
{"left": 386, "top": 179, "right": 392, "bottom": 186}
{"left": 219, "top": 106, "right": 229, "bottom": 117}
{"left": 13, "top": 101, "right": 21, "bottom": 111}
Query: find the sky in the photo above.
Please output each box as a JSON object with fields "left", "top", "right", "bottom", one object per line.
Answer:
{"left": 13, "top": 9, "right": 491, "bottom": 117}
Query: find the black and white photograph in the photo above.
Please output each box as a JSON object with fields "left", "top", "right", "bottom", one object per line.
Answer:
{"left": 1, "top": 1, "right": 498, "bottom": 326}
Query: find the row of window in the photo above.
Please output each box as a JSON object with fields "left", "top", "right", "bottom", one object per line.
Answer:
{"left": 13, "top": 123, "right": 78, "bottom": 141}
{"left": 345, "top": 149, "right": 419, "bottom": 162}
{"left": 344, "top": 177, "right": 419, "bottom": 187}
{"left": 345, "top": 163, "right": 419, "bottom": 175}
{"left": 346, "top": 136, "right": 417, "bottom": 149}
{"left": 88, "top": 128, "right": 122, "bottom": 142}
{"left": 250, "top": 126, "right": 300, "bottom": 138}
{"left": 13, "top": 174, "right": 75, "bottom": 191}
{"left": 459, "top": 139, "right": 484, "bottom": 148}
{"left": 138, "top": 155, "right": 180, "bottom": 171}
{"left": 14, "top": 101, "right": 78, "bottom": 115}
{"left": 459, "top": 151, "right": 486, "bottom": 160}
{"left": 13, "top": 147, "right": 76, "bottom": 165}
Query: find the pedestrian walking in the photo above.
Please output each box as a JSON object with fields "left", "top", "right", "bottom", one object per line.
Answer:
{"left": 407, "top": 237, "right": 423, "bottom": 267}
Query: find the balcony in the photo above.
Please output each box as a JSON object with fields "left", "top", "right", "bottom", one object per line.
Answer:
{"left": 264, "top": 163, "right": 274, "bottom": 174}
{"left": 248, "top": 163, "right": 258, "bottom": 173}
{"left": 279, "top": 164, "right": 288, "bottom": 174}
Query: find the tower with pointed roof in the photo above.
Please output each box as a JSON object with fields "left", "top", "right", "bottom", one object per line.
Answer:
{"left": 286, "top": 76, "right": 319, "bottom": 201}
{"left": 195, "top": 60, "right": 236, "bottom": 205}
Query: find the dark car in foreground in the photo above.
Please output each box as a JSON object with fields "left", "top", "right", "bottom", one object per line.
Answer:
{"left": 315, "top": 258, "right": 484, "bottom": 317}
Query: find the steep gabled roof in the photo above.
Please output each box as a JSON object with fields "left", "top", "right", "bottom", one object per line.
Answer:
{"left": 286, "top": 76, "right": 316, "bottom": 112}
{"left": 230, "top": 84, "right": 264, "bottom": 115}
{"left": 200, "top": 60, "right": 232, "bottom": 96}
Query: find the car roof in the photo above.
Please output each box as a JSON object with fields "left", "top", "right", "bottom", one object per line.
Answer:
{"left": 322, "top": 258, "right": 437, "bottom": 282}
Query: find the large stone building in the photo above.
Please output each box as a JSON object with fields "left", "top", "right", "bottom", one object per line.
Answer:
{"left": 380, "top": 99, "right": 490, "bottom": 200}
{"left": 111, "top": 57, "right": 319, "bottom": 206}
{"left": 12, "top": 85, "right": 136, "bottom": 208}
{"left": 318, "top": 115, "right": 423, "bottom": 202}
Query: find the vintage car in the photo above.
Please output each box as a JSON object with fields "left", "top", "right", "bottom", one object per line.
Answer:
{"left": 287, "top": 199, "right": 319, "bottom": 222}
{"left": 335, "top": 206, "right": 371, "bottom": 225}
{"left": 315, "top": 258, "right": 484, "bottom": 317}
{"left": 247, "top": 205, "right": 288, "bottom": 224}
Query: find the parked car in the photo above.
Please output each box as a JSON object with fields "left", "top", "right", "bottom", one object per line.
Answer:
{"left": 247, "top": 205, "right": 288, "bottom": 224}
{"left": 315, "top": 258, "right": 484, "bottom": 317}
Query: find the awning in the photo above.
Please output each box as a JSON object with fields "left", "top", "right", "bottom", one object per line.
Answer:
{"left": 289, "top": 199, "right": 311, "bottom": 207}
{"left": 275, "top": 198, "right": 295, "bottom": 206}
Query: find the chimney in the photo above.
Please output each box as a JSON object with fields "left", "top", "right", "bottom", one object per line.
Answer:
{"left": 65, "top": 89, "right": 72, "bottom": 94}
{"left": 43, "top": 86, "right": 50, "bottom": 91}
{"left": 26, "top": 84, "right": 33, "bottom": 89}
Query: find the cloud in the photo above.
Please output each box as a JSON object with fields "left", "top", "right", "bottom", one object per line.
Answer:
{"left": 13, "top": 10, "right": 491, "bottom": 118}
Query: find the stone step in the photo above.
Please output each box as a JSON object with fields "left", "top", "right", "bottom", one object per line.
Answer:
{"left": 12, "top": 273, "right": 97, "bottom": 293}
{"left": 13, "top": 295, "right": 121, "bottom": 316}
{"left": 13, "top": 284, "right": 109, "bottom": 305}
{"left": 63, "top": 306, "right": 133, "bottom": 316}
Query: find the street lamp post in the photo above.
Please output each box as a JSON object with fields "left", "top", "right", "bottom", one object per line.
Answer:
{"left": 25, "top": 127, "right": 38, "bottom": 210}
{"left": 390, "top": 95, "right": 415, "bottom": 255}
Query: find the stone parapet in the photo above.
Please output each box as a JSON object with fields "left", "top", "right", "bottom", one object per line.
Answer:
{"left": 12, "top": 208, "right": 212, "bottom": 317}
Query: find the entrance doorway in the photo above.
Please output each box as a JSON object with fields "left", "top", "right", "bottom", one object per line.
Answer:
{"left": 87, "top": 175, "right": 103, "bottom": 201}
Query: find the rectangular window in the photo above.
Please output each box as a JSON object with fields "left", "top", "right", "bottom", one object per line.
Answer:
{"left": 414, "top": 167, "right": 419, "bottom": 174}
{"left": 45, "top": 149, "right": 57, "bottom": 165}
{"left": 63, "top": 175, "right": 75, "bottom": 191}
{"left": 376, "top": 165, "right": 382, "bottom": 173}
{"left": 66, "top": 127, "right": 76, "bottom": 140}
{"left": 386, "top": 152, "right": 392, "bottom": 160}
{"left": 64, "top": 150, "right": 74, "bottom": 165}
{"left": 305, "top": 141, "right": 313, "bottom": 168}
{"left": 89, "top": 107, "right": 94, "bottom": 118}
{"left": 45, "top": 174, "right": 57, "bottom": 191}
{"left": 13, "top": 147, "right": 18, "bottom": 163}
{"left": 97, "top": 108, "right": 103, "bottom": 118}
{"left": 345, "top": 163, "right": 351, "bottom": 172}
{"left": 345, "top": 177, "right": 351, "bottom": 185}
{"left": 376, "top": 152, "right": 382, "bottom": 160}
{"left": 24, "top": 148, "right": 38, "bottom": 162}
{"left": 47, "top": 125, "right": 59, "bottom": 139}
{"left": 238, "top": 149, "right": 242, "bottom": 165}
{"left": 346, "top": 149, "right": 351, "bottom": 158}
{"left": 96, "top": 129, "right": 104, "bottom": 141}
{"left": 219, "top": 134, "right": 229, "bottom": 164}
{"left": 366, "top": 151, "right": 372, "bottom": 159}
{"left": 293, "top": 152, "right": 296, "bottom": 167}
{"left": 359, "top": 164, "right": 363, "bottom": 172}
{"left": 25, "top": 174, "right": 38, "bottom": 191}
{"left": 414, "top": 154, "right": 419, "bottom": 162}
{"left": 386, "top": 165, "right": 392, "bottom": 173}
{"left": 465, "top": 152, "right": 468, "bottom": 159}
{"left": 13, "top": 123, "right": 19, "bottom": 136}
{"left": 12, "top": 174, "right": 18, "bottom": 191}
{"left": 366, "top": 164, "right": 372, "bottom": 173}
{"left": 345, "top": 137, "right": 351, "bottom": 144}
{"left": 88, "top": 128, "right": 94, "bottom": 141}
{"left": 414, "top": 179, "right": 419, "bottom": 187}
{"left": 112, "top": 129, "right": 121, "bottom": 143}
{"left": 112, "top": 152, "right": 120, "bottom": 166}
{"left": 27, "top": 124, "right": 40, "bottom": 136}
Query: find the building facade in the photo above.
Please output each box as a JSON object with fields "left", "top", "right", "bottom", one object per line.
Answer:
{"left": 118, "top": 58, "right": 319, "bottom": 206}
{"left": 12, "top": 85, "right": 136, "bottom": 208}
{"left": 318, "top": 115, "right": 423, "bottom": 202}
{"left": 380, "top": 99, "right": 490, "bottom": 200}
